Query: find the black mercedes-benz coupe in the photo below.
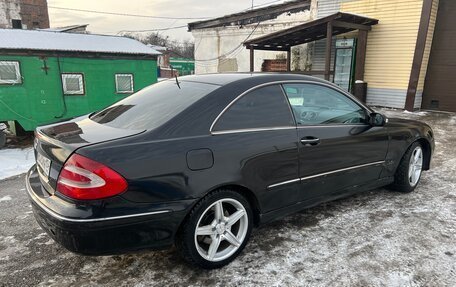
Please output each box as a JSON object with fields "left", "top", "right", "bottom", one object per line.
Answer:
{"left": 26, "top": 73, "right": 434, "bottom": 269}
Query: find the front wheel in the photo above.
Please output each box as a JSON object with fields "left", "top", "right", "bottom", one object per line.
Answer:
{"left": 176, "top": 190, "right": 253, "bottom": 269}
{"left": 390, "top": 142, "right": 424, "bottom": 193}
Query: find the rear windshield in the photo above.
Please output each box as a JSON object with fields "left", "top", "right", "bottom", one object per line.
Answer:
{"left": 90, "top": 80, "right": 218, "bottom": 130}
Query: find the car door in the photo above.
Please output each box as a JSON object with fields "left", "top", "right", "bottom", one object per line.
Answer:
{"left": 282, "top": 82, "right": 389, "bottom": 203}
{"left": 210, "top": 84, "right": 300, "bottom": 213}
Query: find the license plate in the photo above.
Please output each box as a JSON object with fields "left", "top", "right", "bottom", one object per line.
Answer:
{"left": 37, "top": 153, "right": 51, "bottom": 178}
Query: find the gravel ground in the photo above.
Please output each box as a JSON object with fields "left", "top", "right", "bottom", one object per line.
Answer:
{"left": 0, "top": 109, "right": 455, "bottom": 287}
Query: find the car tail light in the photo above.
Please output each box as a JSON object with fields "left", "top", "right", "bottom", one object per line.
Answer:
{"left": 56, "top": 154, "right": 128, "bottom": 200}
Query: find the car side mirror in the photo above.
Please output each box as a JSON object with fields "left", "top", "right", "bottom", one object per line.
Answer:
{"left": 369, "top": 113, "right": 387, "bottom": 126}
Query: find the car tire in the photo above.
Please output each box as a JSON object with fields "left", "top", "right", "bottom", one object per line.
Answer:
{"left": 390, "top": 142, "right": 424, "bottom": 193}
{"left": 176, "top": 189, "right": 253, "bottom": 269}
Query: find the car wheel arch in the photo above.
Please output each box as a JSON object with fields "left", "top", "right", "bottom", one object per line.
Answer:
{"left": 206, "top": 184, "right": 261, "bottom": 226}
{"left": 400, "top": 137, "right": 432, "bottom": 171}
{"left": 178, "top": 184, "right": 262, "bottom": 235}
{"left": 223, "top": 185, "right": 262, "bottom": 227}
{"left": 415, "top": 138, "right": 432, "bottom": 170}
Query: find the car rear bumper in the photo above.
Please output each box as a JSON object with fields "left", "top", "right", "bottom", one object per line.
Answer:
{"left": 25, "top": 165, "right": 196, "bottom": 255}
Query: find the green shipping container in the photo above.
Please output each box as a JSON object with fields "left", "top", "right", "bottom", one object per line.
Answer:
{"left": 0, "top": 29, "right": 160, "bottom": 132}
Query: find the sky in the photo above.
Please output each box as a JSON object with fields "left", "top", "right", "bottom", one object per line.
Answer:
{"left": 47, "top": 0, "right": 286, "bottom": 42}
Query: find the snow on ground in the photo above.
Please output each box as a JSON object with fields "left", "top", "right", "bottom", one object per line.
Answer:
{"left": 0, "top": 108, "right": 455, "bottom": 286}
{"left": 0, "top": 147, "right": 34, "bottom": 180}
{"left": 0, "top": 195, "right": 12, "bottom": 202}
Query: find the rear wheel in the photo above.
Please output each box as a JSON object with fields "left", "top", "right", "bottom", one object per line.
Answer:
{"left": 390, "top": 142, "right": 424, "bottom": 193}
{"left": 176, "top": 189, "right": 253, "bottom": 269}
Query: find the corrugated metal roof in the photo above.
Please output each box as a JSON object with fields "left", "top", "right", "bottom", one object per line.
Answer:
{"left": 0, "top": 29, "right": 161, "bottom": 56}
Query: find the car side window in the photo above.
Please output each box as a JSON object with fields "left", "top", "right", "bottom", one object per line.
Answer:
{"left": 282, "top": 83, "right": 368, "bottom": 125}
{"left": 212, "top": 85, "right": 295, "bottom": 132}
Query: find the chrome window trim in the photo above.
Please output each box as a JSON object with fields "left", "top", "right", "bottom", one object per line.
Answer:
{"left": 267, "top": 160, "right": 385, "bottom": 189}
{"left": 26, "top": 170, "right": 172, "bottom": 223}
{"left": 297, "top": 124, "right": 367, "bottom": 128}
{"left": 282, "top": 82, "right": 371, "bottom": 127}
{"left": 210, "top": 124, "right": 369, "bottom": 136}
{"left": 279, "top": 84, "right": 298, "bottom": 126}
{"left": 211, "top": 126, "right": 296, "bottom": 135}
{"left": 209, "top": 82, "right": 295, "bottom": 133}
{"left": 209, "top": 80, "right": 374, "bottom": 135}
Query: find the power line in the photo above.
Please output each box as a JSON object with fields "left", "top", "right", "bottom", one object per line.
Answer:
{"left": 244, "top": 0, "right": 284, "bottom": 11}
{"left": 112, "top": 2, "right": 288, "bottom": 34}
{"left": 114, "top": 18, "right": 310, "bottom": 35}
{"left": 47, "top": 6, "right": 210, "bottom": 20}
{"left": 194, "top": 21, "right": 261, "bottom": 63}
{"left": 14, "top": 0, "right": 289, "bottom": 38}
{"left": 117, "top": 25, "right": 188, "bottom": 34}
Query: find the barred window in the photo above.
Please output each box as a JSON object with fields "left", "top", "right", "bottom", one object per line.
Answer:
{"left": 115, "top": 74, "right": 134, "bottom": 93}
{"left": 62, "top": 74, "right": 84, "bottom": 95}
{"left": 0, "top": 61, "right": 22, "bottom": 84}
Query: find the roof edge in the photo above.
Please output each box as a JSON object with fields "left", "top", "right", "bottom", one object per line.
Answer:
{"left": 244, "top": 12, "right": 379, "bottom": 49}
{"left": 0, "top": 48, "right": 160, "bottom": 59}
{"left": 188, "top": 0, "right": 311, "bottom": 31}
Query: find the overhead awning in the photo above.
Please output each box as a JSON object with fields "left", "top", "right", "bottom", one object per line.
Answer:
{"left": 244, "top": 12, "right": 379, "bottom": 51}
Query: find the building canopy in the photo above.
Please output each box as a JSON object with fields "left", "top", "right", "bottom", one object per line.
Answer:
{"left": 244, "top": 12, "right": 379, "bottom": 51}
{"left": 243, "top": 12, "right": 379, "bottom": 83}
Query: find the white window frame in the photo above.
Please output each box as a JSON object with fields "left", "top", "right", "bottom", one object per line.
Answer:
{"left": 0, "top": 61, "right": 22, "bottom": 84}
{"left": 115, "top": 74, "right": 134, "bottom": 94}
{"left": 61, "top": 73, "right": 84, "bottom": 95}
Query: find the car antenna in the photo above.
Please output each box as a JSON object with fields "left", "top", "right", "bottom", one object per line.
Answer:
{"left": 171, "top": 65, "right": 181, "bottom": 89}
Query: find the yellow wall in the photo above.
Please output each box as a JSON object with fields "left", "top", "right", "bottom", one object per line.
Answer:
{"left": 417, "top": 0, "right": 439, "bottom": 92}
{"left": 340, "top": 0, "right": 424, "bottom": 90}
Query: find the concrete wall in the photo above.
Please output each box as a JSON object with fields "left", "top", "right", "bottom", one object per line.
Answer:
{"left": 191, "top": 5, "right": 316, "bottom": 74}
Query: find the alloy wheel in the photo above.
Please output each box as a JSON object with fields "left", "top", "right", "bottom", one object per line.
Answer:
{"left": 194, "top": 198, "right": 249, "bottom": 262}
{"left": 408, "top": 146, "right": 423, "bottom": 186}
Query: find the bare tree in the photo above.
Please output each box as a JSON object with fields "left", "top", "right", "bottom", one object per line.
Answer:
{"left": 143, "top": 32, "right": 170, "bottom": 47}
{"left": 174, "top": 39, "right": 194, "bottom": 59}
{"left": 122, "top": 32, "right": 194, "bottom": 59}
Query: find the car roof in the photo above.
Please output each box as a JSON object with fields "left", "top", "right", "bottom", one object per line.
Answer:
{"left": 144, "top": 72, "right": 370, "bottom": 139}
{"left": 177, "top": 73, "right": 328, "bottom": 86}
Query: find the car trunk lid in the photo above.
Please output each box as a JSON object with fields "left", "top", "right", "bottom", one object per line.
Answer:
{"left": 34, "top": 116, "right": 143, "bottom": 196}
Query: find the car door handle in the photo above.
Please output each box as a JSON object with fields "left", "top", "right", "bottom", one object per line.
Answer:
{"left": 300, "top": 137, "right": 320, "bottom": 146}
